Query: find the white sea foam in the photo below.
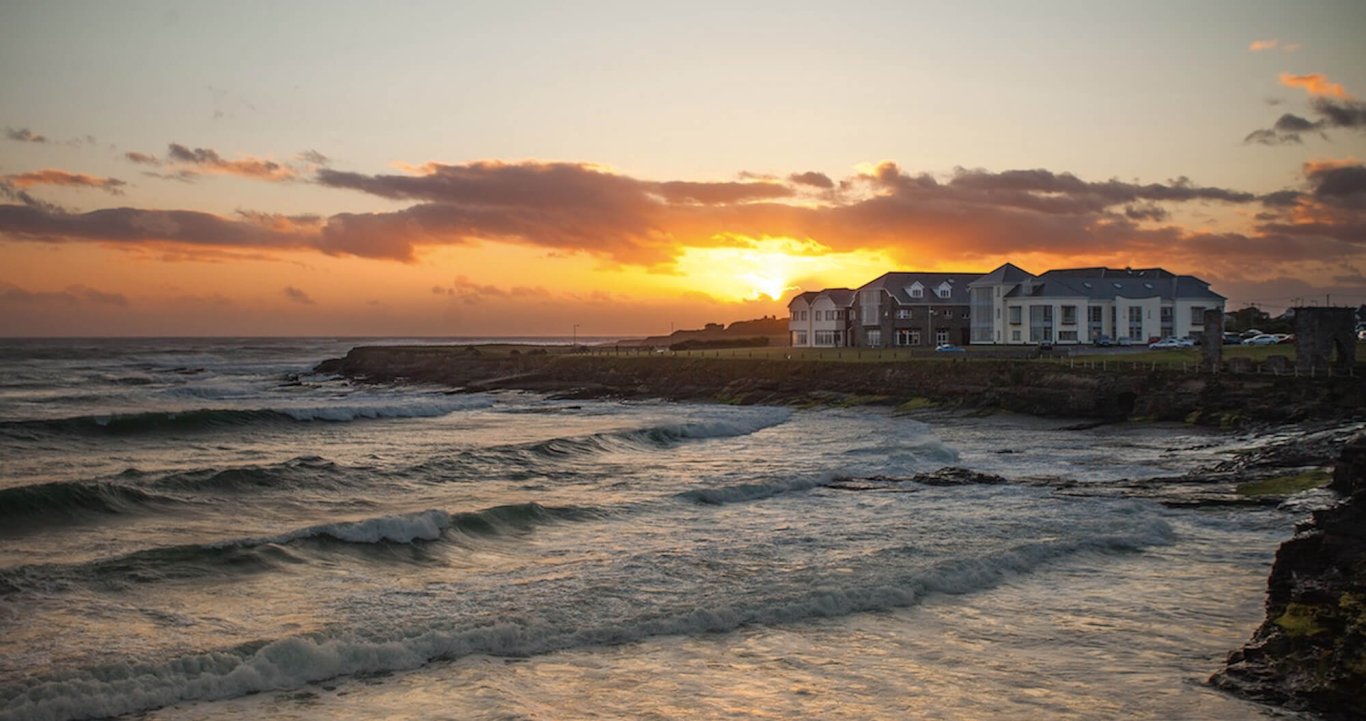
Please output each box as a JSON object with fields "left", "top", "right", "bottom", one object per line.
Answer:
{"left": 649, "top": 406, "right": 793, "bottom": 441}
{"left": 0, "top": 518, "right": 1174, "bottom": 721}
{"left": 307, "top": 509, "right": 452, "bottom": 544}
{"left": 678, "top": 472, "right": 836, "bottom": 505}
{"left": 273, "top": 394, "right": 494, "bottom": 422}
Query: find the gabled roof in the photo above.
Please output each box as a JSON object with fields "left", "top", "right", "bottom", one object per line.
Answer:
{"left": 969, "top": 262, "right": 1035, "bottom": 287}
{"left": 817, "top": 288, "right": 856, "bottom": 306}
{"left": 787, "top": 291, "right": 819, "bottom": 307}
{"left": 859, "top": 272, "right": 985, "bottom": 304}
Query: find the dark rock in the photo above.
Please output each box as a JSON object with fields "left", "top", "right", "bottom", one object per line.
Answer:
{"left": 831, "top": 468, "right": 1010, "bottom": 489}
{"left": 1211, "top": 434, "right": 1366, "bottom": 719}
{"left": 909, "top": 467, "right": 1010, "bottom": 486}
{"left": 312, "top": 347, "right": 1365, "bottom": 426}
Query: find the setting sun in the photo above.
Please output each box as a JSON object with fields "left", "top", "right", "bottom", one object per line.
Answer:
{"left": 670, "top": 236, "right": 893, "bottom": 303}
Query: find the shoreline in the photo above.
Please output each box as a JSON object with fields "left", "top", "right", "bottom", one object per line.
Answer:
{"left": 315, "top": 344, "right": 1365, "bottom": 427}
{"left": 316, "top": 342, "right": 1366, "bottom": 719}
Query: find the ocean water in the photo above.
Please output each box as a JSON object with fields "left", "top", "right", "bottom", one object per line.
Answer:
{"left": 0, "top": 338, "right": 1309, "bottom": 720}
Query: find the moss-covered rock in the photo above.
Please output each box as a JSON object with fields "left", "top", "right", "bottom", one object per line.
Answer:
{"left": 1212, "top": 435, "right": 1366, "bottom": 719}
{"left": 1236, "top": 468, "right": 1333, "bottom": 497}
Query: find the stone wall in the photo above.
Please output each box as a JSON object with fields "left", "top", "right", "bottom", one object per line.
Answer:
{"left": 1294, "top": 307, "right": 1356, "bottom": 373}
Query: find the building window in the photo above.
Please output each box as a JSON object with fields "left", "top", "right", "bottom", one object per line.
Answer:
{"left": 1011, "top": 329, "right": 1021, "bottom": 342}
{"left": 936, "top": 329, "right": 949, "bottom": 344}
{"left": 909, "top": 284, "right": 923, "bottom": 298}
{"left": 1128, "top": 306, "right": 1143, "bottom": 339}
{"left": 896, "top": 308, "right": 911, "bottom": 320}
{"left": 866, "top": 329, "right": 882, "bottom": 347}
{"left": 1058, "top": 330, "right": 1078, "bottom": 342}
{"left": 1061, "top": 305, "right": 1077, "bottom": 325}
{"left": 814, "top": 331, "right": 840, "bottom": 346}
{"left": 1009, "top": 306, "right": 1022, "bottom": 324}
{"left": 1029, "top": 305, "right": 1054, "bottom": 343}
{"left": 794, "top": 331, "right": 807, "bottom": 345}
{"left": 944, "top": 310, "right": 954, "bottom": 320}
{"left": 1190, "top": 306, "right": 1206, "bottom": 326}
{"left": 1088, "top": 306, "right": 1102, "bottom": 323}
{"left": 895, "top": 329, "right": 920, "bottom": 346}
{"left": 860, "top": 291, "right": 879, "bottom": 325}
{"left": 799, "top": 310, "right": 807, "bottom": 320}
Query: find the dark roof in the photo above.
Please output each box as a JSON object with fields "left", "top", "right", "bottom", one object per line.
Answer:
{"left": 818, "top": 288, "right": 856, "bottom": 306}
{"left": 1041, "top": 267, "right": 1177, "bottom": 280}
{"left": 787, "top": 291, "right": 819, "bottom": 307}
{"left": 1004, "top": 274, "right": 1224, "bottom": 301}
{"left": 859, "top": 272, "right": 985, "bottom": 304}
{"left": 969, "top": 262, "right": 1035, "bottom": 286}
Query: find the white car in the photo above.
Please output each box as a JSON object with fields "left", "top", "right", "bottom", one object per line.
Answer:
{"left": 1243, "top": 334, "right": 1280, "bottom": 346}
{"left": 1148, "top": 337, "right": 1194, "bottom": 350}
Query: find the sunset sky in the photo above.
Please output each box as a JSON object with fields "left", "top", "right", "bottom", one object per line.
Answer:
{"left": 2, "top": 0, "right": 1364, "bottom": 337}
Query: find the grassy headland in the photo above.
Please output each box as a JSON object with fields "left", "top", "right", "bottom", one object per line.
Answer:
{"left": 317, "top": 344, "right": 1365, "bottom": 426}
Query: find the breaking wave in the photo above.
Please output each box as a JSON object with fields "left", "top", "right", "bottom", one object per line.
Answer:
{"left": 677, "top": 473, "right": 836, "bottom": 505}
{"left": 0, "top": 395, "right": 494, "bottom": 436}
{"left": 0, "top": 504, "right": 596, "bottom": 594}
{"left": 149, "top": 456, "right": 350, "bottom": 493}
{"left": 0, "top": 517, "right": 1172, "bottom": 721}
{"left": 0, "top": 480, "right": 179, "bottom": 531}
{"left": 521, "top": 407, "right": 793, "bottom": 459}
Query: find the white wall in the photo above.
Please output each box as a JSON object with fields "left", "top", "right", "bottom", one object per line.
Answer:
{"left": 808, "top": 296, "right": 847, "bottom": 346}
{"left": 1174, "top": 299, "right": 1224, "bottom": 339}
{"left": 788, "top": 297, "right": 812, "bottom": 346}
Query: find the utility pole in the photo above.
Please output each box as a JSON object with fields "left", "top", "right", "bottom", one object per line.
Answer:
{"left": 572, "top": 323, "right": 579, "bottom": 351}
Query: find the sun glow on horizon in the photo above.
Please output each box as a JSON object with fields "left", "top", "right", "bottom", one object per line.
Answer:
{"left": 671, "top": 236, "right": 893, "bottom": 303}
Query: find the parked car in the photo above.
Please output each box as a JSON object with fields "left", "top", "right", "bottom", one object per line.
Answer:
{"left": 934, "top": 343, "right": 966, "bottom": 353}
{"left": 1359, "top": 328, "right": 1366, "bottom": 341}
{"left": 1240, "top": 329, "right": 1265, "bottom": 339}
{"left": 1148, "top": 337, "right": 1194, "bottom": 350}
{"left": 1093, "top": 335, "right": 1114, "bottom": 347}
{"left": 1116, "top": 337, "right": 1135, "bottom": 346}
{"left": 1243, "top": 334, "right": 1280, "bottom": 346}
{"left": 1274, "top": 334, "right": 1294, "bottom": 344}
{"left": 1222, "top": 332, "right": 1243, "bottom": 345}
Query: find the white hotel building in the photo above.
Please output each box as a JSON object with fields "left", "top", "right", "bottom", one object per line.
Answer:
{"left": 791, "top": 263, "right": 1226, "bottom": 347}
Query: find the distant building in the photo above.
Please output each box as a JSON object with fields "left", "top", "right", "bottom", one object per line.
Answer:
{"left": 789, "top": 263, "right": 1225, "bottom": 347}
{"left": 788, "top": 288, "right": 855, "bottom": 347}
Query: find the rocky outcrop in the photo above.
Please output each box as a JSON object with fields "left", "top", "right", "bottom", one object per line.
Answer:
{"left": 1211, "top": 435, "right": 1366, "bottom": 718}
{"left": 316, "top": 346, "right": 1365, "bottom": 426}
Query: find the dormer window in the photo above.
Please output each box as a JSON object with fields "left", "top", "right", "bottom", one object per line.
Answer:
{"left": 908, "top": 282, "right": 924, "bottom": 299}
{"left": 936, "top": 282, "right": 951, "bottom": 299}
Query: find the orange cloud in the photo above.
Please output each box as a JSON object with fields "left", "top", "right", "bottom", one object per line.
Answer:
{"left": 1279, "top": 73, "right": 1349, "bottom": 99}
{"left": 4, "top": 169, "right": 126, "bottom": 194}
{"left": 2, "top": 160, "right": 1361, "bottom": 287}
{"left": 1249, "top": 39, "right": 1300, "bottom": 53}
{"left": 167, "top": 143, "right": 296, "bottom": 181}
